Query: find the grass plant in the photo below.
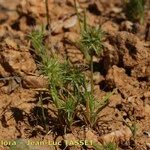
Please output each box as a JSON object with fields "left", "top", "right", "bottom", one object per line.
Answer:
{"left": 81, "top": 90, "right": 114, "bottom": 128}
{"left": 92, "top": 142, "right": 117, "bottom": 150}
{"left": 77, "top": 10, "right": 104, "bottom": 94}
{"left": 74, "top": 0, "right": 107, "bottom": 128}
{"left": 125, "top": 0, "right": 146, "bottom": 24}
{"left": 29, "top": 26, "right": 111, "bottom": 129}
{"left": 29, "top": 28, "right": 86, "bottom": 128}
{"left": 9, "top": 139, "right": 30, "bottom": 150}
{"left": 29, "top": 12, "right": 112, "bottom": 131}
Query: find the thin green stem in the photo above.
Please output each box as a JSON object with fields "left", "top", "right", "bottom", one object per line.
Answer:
{"left": 83, "top": 9, "right": 87, "bottom": 31}
{"left": 45, "top": 0, "right": 50, "bottom": 29}
{"left": 90, "top": 55, "right": 94, "bottom": 95}
{"left": 45, "top": 0, "right": 54, "bottom": 55}
{"left": 39, "top": 94, "right": 49, "bottom": 133}
{"left": 85, "top": 94, "right": 90, "bottom": 126}
{"left": 74, "top": 0, "right": 82, "bottom": 30}
{"left": 85, "top": 55, "right": 94, "bottom": 127}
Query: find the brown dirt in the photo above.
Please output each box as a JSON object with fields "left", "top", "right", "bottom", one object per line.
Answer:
{"left": 0, "top": 0, "right": 150, "bottom": 150}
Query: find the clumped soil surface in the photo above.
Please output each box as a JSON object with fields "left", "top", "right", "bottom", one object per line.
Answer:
{"left": 0, "top": 0, "right": 150, "bottom": 150}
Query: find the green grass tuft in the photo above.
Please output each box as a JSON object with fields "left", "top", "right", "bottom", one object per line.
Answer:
{"left": 92, "top": 142, "right": 117, "bottom": 150}
{"left": 29, "top": 28, "right": 87, "bottom": 128}
{"left": 29, "top": 23, "right": 112, "bottom": 130}
{"left": 125, "top": 0, "right": 146, "bottom": 24}
{"left": 77, "top": 10, "right": 104, "bottom": 62}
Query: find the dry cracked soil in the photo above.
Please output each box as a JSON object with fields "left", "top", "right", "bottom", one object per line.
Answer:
{"left": 0, "top": 0, "right": 150, "bottom": 150}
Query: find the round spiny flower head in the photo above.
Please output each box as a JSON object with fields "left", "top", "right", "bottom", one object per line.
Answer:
{"left": 79, "top": 25, "right": 104, "bottom": 62}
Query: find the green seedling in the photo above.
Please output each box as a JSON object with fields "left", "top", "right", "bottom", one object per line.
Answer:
{"left": 9, "top": 139, "right": 30, "bottom": 150}
{"left": 82, "top": 91, "right": 114, "bottom": 128}
{"left": 61, "top": 95, "right": 77, "bottom": 127}
{"left": 130, "top": 123, "right": 138, "bottom": 139}
{"left": 74, "top": 0, "right": 104, "bottom": 94}
{"left": 29, "top": 25, "right": 113, "bottom": 130}
{"left": 77, "top": 10, "right": 104, "bottom": 94}
{"left": 38, "top": 94, "right": 49, "bottom": 132}
{"left": 53, "top": 66, "right": 86, "bottom": 127}
{"left": 74, "top": 2, "right": 104, "bottom": 127}
{"left": 123, "top": 120, "right": 138, "bottom": 139}
{"left": 29, "top": 28, "right": 87, "bottom": 128}
{"left": 125, "top": 0, "right": 146, "bottom": 24}
{"left": 29, "top": 26, "right": 46, "bottom": 58}
{"left": 92, "top": 142, "right": 117, "bottom": 150}
{"left": 103, "top": 142, "right": 118, "bottom": 150}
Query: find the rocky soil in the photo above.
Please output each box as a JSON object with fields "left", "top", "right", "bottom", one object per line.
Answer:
{"left": 0, "top": 0, "right": 150, "bottom": 150}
